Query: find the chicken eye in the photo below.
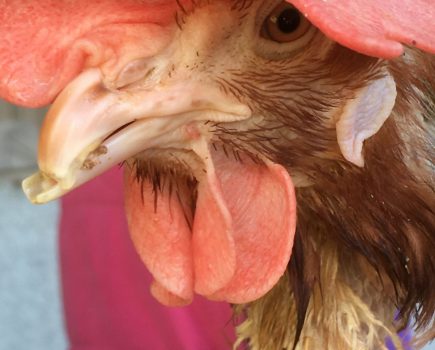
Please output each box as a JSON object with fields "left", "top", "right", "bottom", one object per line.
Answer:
{"left": 262, "top": 3, "right": 311, "bottom": 43}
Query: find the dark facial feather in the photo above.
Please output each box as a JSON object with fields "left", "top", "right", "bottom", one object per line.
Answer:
{"left": 216, "top": 45, "right": 434, "bottom": 344}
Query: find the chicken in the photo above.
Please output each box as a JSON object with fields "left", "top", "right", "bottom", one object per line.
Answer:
{"left": 0, "top": 0, "right": 434, "bottom": 349}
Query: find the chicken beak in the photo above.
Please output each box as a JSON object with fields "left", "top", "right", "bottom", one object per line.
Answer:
{"left": 23, "top": 68, "right": 250, "bottom": 204}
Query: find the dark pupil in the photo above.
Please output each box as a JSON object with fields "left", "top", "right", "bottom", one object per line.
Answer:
{"left": 277, "top": 8, "right": 301, "bottom": 33}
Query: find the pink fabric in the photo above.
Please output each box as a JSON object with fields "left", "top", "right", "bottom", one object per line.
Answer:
{"left": 60, "top": 168, "right": 235, "bottom": 350}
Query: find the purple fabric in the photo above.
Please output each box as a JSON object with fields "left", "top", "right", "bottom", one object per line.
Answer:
{"left": 386, "top": 328, "right": 413, "bottom": 350}
{"left": 59, "top": 168, "right": 235, "bottom": 350}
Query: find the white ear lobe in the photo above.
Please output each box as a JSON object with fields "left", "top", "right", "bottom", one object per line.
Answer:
{"left": 336, "top": 74, "right": 397, "bottom": 167}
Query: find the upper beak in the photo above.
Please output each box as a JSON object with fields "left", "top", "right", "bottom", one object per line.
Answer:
{"left": 23, "top": 66, "right": 250, "bottom": 204}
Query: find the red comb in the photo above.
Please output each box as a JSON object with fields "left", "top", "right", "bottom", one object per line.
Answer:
{"left": 0, "top": 0, "right": 434, "bottom": 107}
{"left": 290, "top": 0, "right": 435, "bottom": 58}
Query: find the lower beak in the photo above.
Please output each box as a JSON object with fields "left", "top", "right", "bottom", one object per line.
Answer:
{"left": 23, "top": 68, "right": 250, "bottom": 203}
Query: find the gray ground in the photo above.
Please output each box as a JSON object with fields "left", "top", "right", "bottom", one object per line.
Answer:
{"left": 0, "top": 176, "right": 66, "bottom": 350}
{"left": 0, "top": 101, "right": 433, "bottom": 350}
{"left": 0, "top": 102, "right": 67, "bottom": 350}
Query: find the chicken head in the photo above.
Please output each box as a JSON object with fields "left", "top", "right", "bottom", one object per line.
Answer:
{"left": 0, "top": 0, "right": 434, "bottom": 349}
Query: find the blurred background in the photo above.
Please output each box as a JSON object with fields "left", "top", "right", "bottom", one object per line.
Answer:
{"left": 0, "top": 100, "right": 433, "bottom": 350}
{"left": 0, "top": 101, "right": 67, "bottom": 350}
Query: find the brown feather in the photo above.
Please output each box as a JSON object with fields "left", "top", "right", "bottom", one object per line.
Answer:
{"left": 228, "top": 47, "right": 434, "bottom": 349}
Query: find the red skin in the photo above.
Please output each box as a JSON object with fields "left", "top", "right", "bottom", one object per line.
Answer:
{"left": 0, "top": 0, "right": 181, "bottom": 107}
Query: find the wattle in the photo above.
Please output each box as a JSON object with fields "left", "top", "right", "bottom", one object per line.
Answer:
{"left": 124, "top": 145, "right": 297, "bottom": 306}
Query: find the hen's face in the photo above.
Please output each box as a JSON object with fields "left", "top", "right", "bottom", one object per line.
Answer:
{"left": 20, "top": 0, "right": 397, "bottom": 305}
{"left": 1, "top": 0, "right": 434, "bottom": 344}
{"left": 24, "top": 0, "right": 387, "bottom": 200}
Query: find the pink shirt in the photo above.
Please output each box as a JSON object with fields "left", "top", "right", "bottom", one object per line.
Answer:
{"left": 60, "top": 168, "right": 235, "bottom": 350}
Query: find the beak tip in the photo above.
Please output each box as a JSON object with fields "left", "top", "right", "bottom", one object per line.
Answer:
{"left": 22, "top": 172, "right": 66, "bottom": 204}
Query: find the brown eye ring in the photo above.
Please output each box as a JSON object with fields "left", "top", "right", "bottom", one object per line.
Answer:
{"left": 261, "top": 3, "right": 311, "bottom": 43}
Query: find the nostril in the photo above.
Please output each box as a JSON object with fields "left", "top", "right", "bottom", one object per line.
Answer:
{"left": 115, "top": 59, "right": 156, "bottom": 90}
